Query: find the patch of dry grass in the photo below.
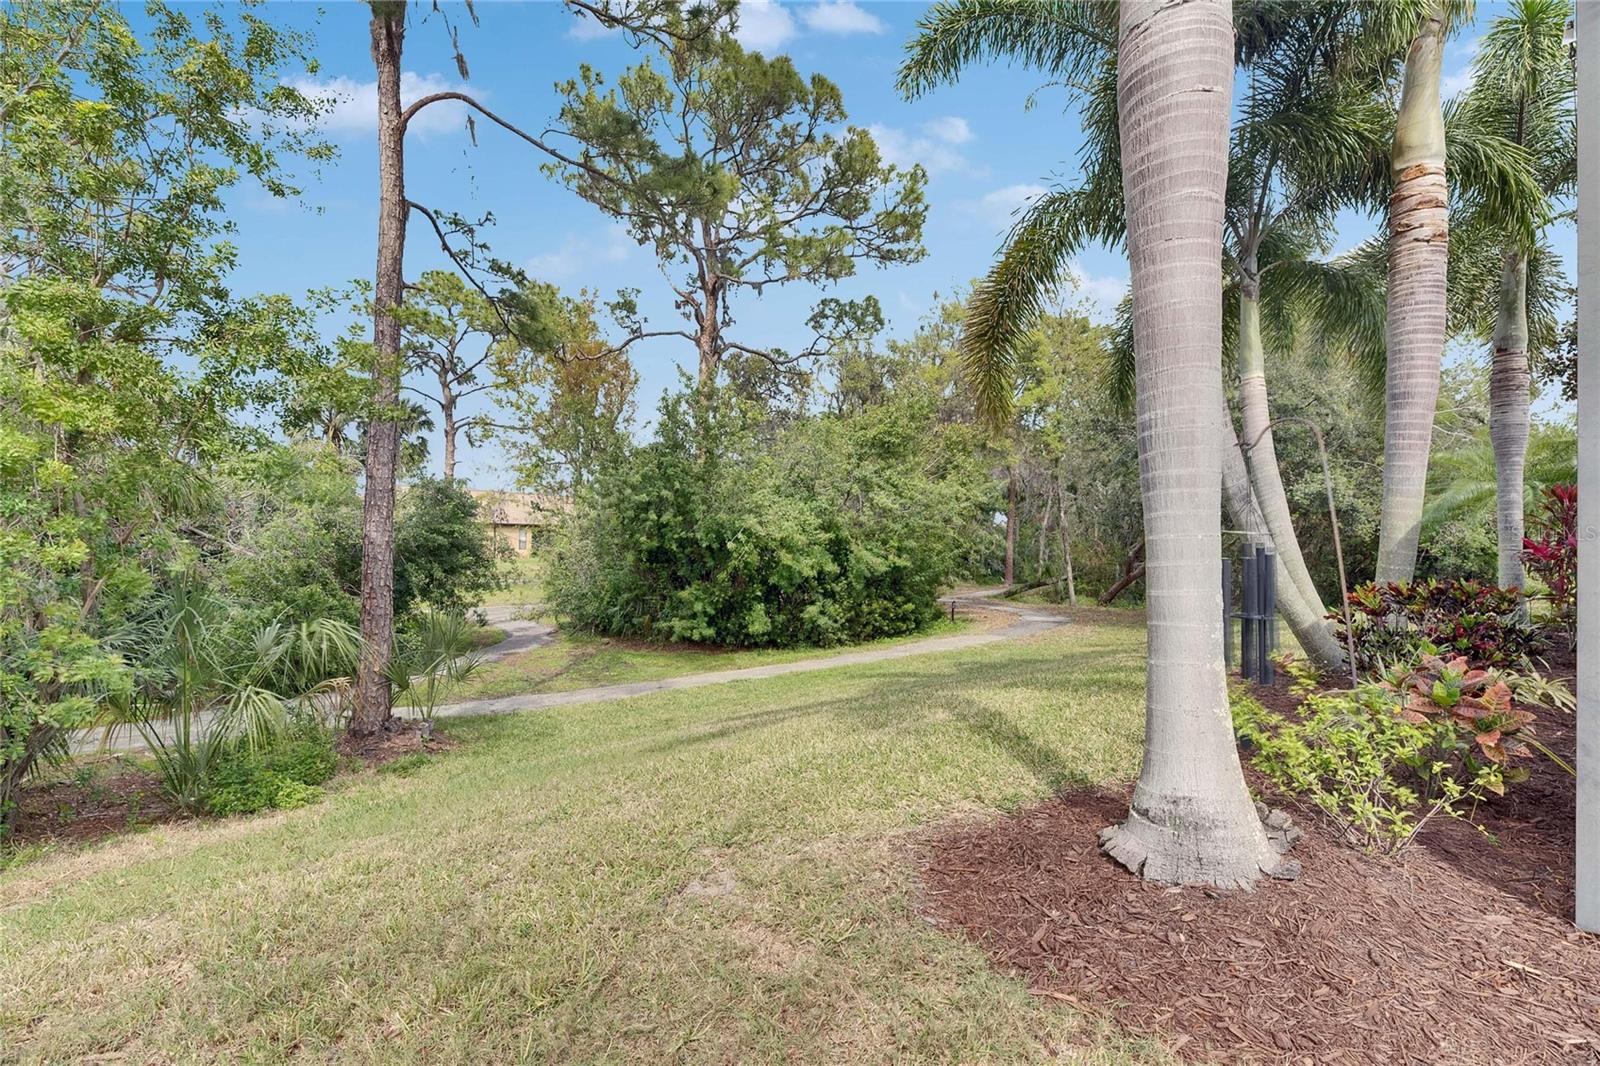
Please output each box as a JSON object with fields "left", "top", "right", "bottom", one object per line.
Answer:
{"left": 1, "top": 622, "right": 1171, "bottom": 1065}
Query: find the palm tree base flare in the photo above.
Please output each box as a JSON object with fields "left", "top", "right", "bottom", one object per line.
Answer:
{"left": 1100, "top": 798, "right": 1302, "bottom": 889}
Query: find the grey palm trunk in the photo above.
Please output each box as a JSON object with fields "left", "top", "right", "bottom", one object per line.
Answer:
{"left": 1376, "top": 2, "right": 1449, "bottom": 585}
{"left": 1099, "top": 0, "right": 1297, "bottom": 889}
{"left": 1233, "top": 278, "right": 1346, "bottom": 671}
{"left": 1221, "top": 395, "right": 1346, "bottom": 672}
{"left": 1490, "top": 249, "right": 1531, "bottom": 592}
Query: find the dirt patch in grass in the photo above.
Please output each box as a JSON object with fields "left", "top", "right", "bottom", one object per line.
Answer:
{"left": 336, "top": 717, "right": 457, "bottom": 768}
{"left": 920, "top": 659, "right": 1597, "bottom": 1064}
{"left": 8, "top": 764, "right": 186, "bottom": 848}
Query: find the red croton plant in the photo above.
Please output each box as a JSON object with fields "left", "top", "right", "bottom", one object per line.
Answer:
{"left": 1380, "top": 654, "right": 1572, "bottom": 789}
{"left": 1522, "top": 483, "right": 1577, "bottom": 632}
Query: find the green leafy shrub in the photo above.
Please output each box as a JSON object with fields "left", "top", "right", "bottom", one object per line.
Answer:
{"left": 549, "top": 388, "right": 986, "bottom": 648}
{"left": 1331, "top": 578, "right": 1544, "bottom": 673}
{"left": 1231, "top": 656, "right": 1537, "bottom": 855}
{"left": 204, "top": 726, "right": 338, "bottom": 817}
{"left": 393, "top": 479, "right": 508, "bottom": 616}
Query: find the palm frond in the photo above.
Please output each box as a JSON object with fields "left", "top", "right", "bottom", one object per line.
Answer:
{"left": 896, "top": 0, "right": 1114, "bottom": 100}
{"left": 961, "top": 186, "right": 1118, "bottom": 428}
{"left": 1269, "top": 237, "right": 1389, "bottom": 395}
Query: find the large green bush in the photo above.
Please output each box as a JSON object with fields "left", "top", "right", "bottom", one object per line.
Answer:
{"left": 393, "top": 478, "right": 507, "bottom": 616}
{"left": 549, "top": 388, "right": 988, "bottom": 648}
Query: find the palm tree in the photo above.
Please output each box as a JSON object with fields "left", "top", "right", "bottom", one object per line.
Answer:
{"left": 1098, "top": 0, "right": 1294, "bottom": 886}
{"left": 901, "top": 0, "right": 1401, "bottom": 672}
{"left": 1374, "top": 0, "right": 1451, "bottom": 583}
{"left": 1450, "top": 0, "right": 1575, "bottom": 592}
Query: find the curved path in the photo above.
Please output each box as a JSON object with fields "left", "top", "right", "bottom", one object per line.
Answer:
{"left": 420, "top": 592, "right": 1067, "bottom": 721}
{"left": 74, "top": 592, "right": 1066, "bottom": 752}
{"left": 477, "top": 605, "right": 555, "bottom": 661}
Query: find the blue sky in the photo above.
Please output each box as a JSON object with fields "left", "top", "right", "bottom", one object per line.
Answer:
{"left": 216, "top": 1, "right": 1533, "bottom": 488}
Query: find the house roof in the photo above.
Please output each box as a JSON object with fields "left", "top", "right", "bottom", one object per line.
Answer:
{"left": 467, "top": 489, "right": 570, "bottom": 527}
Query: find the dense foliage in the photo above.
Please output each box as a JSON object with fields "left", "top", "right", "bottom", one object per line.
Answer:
{"left": 1523, "top": 483, "right": 1577, "bottom": 629}
{"left": 393, "top": 479, "right": 507, "bottom": 617}
{"left": 549, "top": 387, "right": 988, "bottom": 647}
{"left": 0, "top": 0, "right": 326, "bottom": 831}
{"left": 1232, "top": 653, "right": 1569, "bottom": 855}
{"left": 1334, "top": 578, "right": 1545, "bottom": 672}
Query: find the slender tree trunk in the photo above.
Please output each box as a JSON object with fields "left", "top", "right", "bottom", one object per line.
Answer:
{"left": 697, "top": 278, "right": 720, "bottom": 387}
{"left": 1101, "top": 0, "right": 1296, "bottom": 888}
{"left": 1037, "top": 483, "right": 1051, "bottom": 572}
{"left": 351, "top": 1, "right": 408, "bottom": 737}
{"left": 1376, "top": 2, "right": 1449, "bottom": 584}
{"left": 1221, "top": 396, "right": 1347, "bottom": 672}
{"left": 1004, "top": 469, "right": 1017, "bottom": 586}
{"left": 1490, "top": 249, "right": 1530, "bottom": 592}
{"left": 1236, "top": 272, "right": 1327, "bottom": 616}
{"left": 440, "top": 387, "right": 458, "bottom": 482}
{"left": 1056, "top": 471, "right": 1078, "bottom": 607}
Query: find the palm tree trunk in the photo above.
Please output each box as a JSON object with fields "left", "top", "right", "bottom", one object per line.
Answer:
{"left": 1490, "top": 248, "right": 1531, "bottom": 591}
{"left": 1377, "top": 1, "right": 1449, "bottom": 584}
{"left": 1236, "top": 277, "right": 1329, "bottom": 617}
{"left": 351, "top": 1, "right": 407, "bottom": 737}
{"left": 1221, "top": 395, "right": 1347, "bottom": 672}
{"left": 1101, "top": 0, "right": 1295, "bottom": 888}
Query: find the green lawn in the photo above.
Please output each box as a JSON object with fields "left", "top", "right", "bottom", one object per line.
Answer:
{"left": 448, "top": 615, "right": 974, "bottom": 702}
{"left": 482, "top": 555, "right": 547, "bottom": 607}
{"left": 0, "top": 618, "right": 1172, "bottom": 1065}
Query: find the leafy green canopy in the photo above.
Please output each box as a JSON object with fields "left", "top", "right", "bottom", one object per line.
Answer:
{"left": 543, "top": 33, "right": 927, "bottom": 378}
{"left": 548, "top": 385, "right": 989, "bottom": 648}
{"left": 0, "top": 0, "right": 326, "bottom": 830}
{"left": 899, "top": 0, "right": 1538, "bottom": 424}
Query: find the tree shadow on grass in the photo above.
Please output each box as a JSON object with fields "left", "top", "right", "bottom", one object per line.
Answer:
{"left": 638, "top": 650, "right": 1129, "bottom": 797}
{"left": 949, "top": 703, "right": 1091, "bottom": 793}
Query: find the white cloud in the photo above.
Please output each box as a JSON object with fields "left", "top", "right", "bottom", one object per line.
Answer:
{"left": 567, "top": 11, "right": 620, "bottom": 40}
{"left": 799, "top": 0, "right": 885, "bottom": 36}
{"left": 1442, "top": 35, "right": 1481, "bottom": 99}
{"left": 526, "top": 223, "right": 636, "bottom": 280}
{"left": 288, "top": 71, "right": 480, "bottom": 139}
{"left": 1441, "top": 66, "right": 1476, "bottom": 99}
{"left": 976, "top": 182, "right": 1047, "bottom": 227}
{"left": 735, "top": 0, "right": 797, "bottom": 51}
{"left": 868, "top": 116, "right": 975, "bottom": 176}
{"left": 1065, "top": 257, "right": 1128, "bottom": 320}
{"left": 920, "top": 115, "right": 972, "bottom": 145}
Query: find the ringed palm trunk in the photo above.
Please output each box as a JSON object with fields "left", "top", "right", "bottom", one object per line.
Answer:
{"left": 1221, "top": 395, "right": 1347, "bottom": 673}
{"left": 1376, "top": 2, "right": 1449, "bottom": 584}
{"left": 352, "top": 2, "right": 407, "bottom": 737}
{"left": 1236, "top": 278, "right": 1331, "bottom": 617}
{"left": 1490, "top": 249, "right": 1531, "bottom": 592}
{"left": 1101, "top": 0, "right": 1295, "bottom": 888}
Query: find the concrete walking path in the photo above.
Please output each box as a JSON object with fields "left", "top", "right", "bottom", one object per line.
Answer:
{"left": 477, "top": 605, "right": 554, "bottom": 661}
{"left": 73, "top": 591, "right": 1065, "bottom": 752}
{"left": 420, "top": 593, "right": 1066, "bottom": 720}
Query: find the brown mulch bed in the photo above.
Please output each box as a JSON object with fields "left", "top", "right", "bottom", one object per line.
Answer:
{"left": 8, "top": 763, "right": 186, "bottom": 847}
{"left": 921, "top": 652, "right": 1599, "bottom": 1064}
